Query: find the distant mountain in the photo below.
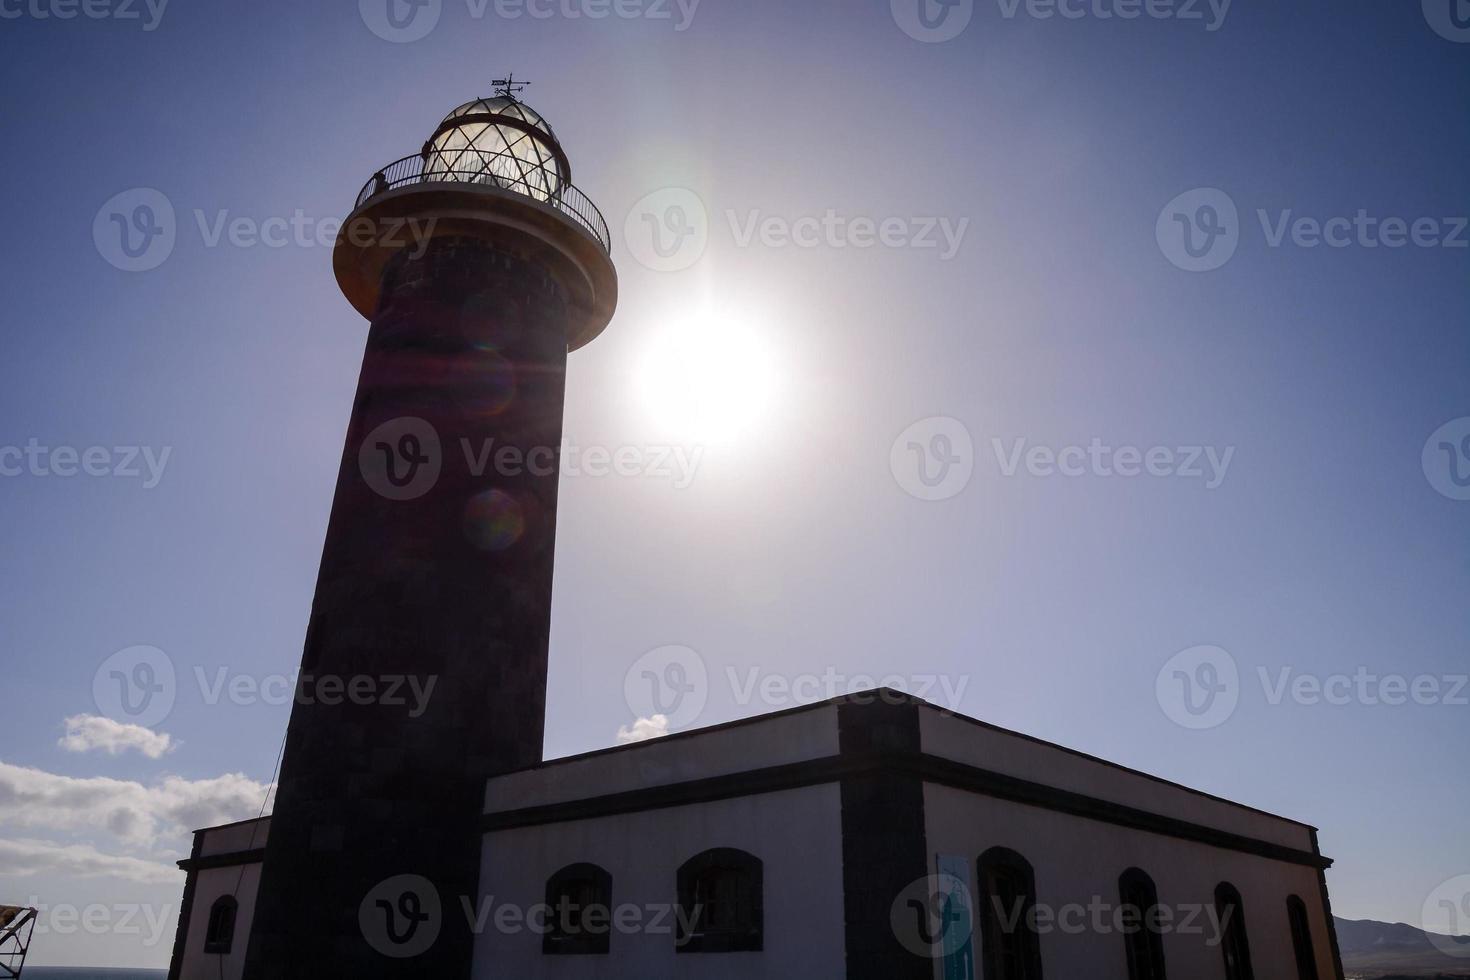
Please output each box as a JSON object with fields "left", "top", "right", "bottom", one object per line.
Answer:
{"left": 1336, "top": 916, "right": 1470, "bottom": 978}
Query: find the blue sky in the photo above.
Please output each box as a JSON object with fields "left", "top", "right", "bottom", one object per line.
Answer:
{"left": 1, "top": 0, "right": 1467, "bottom": 968}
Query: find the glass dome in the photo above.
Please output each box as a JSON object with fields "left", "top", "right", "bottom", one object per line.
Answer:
{"left": 422, "top": 96, "right": 568, "bottom": 203}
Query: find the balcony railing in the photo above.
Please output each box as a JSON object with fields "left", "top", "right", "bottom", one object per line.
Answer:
{"left": 355, "top": 149, "right": 611, "bottom": 255}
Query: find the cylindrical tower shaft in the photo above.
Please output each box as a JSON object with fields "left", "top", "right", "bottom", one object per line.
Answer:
{"left": 245, "top": 235, "right": 570, "bottom": 978}
{"left": 243, "top": 93, "right": 617, "bottom": 978}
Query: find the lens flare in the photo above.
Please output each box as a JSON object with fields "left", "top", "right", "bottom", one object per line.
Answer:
{"left": 462, "top": 489, "right": 525, "bottom": 551}
{"left": 446, "top": 349, "right": 517, "bottom": 417}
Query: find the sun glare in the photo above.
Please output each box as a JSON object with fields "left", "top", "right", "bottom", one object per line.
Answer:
{"left": 638, "top": 312, "right": 779, "bottom": 443}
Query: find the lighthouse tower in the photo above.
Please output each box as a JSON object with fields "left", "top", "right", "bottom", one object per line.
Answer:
{"left": 243, "top": 83, "right": 616, "bottom": 978}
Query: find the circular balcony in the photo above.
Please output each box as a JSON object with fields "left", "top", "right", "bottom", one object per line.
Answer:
{"left": 355, "top": 147, "right": 611, "bottom": 255}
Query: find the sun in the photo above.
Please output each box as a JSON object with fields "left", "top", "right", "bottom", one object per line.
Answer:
{"left": 638, "top": 311, "right": 779, "bottom": 444}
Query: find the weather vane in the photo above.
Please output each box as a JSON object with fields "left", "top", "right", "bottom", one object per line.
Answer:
{"left": 492, "top": 74, "right": 530, "bottom": 99}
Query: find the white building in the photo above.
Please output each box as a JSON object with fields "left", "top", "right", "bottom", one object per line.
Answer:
{"left": 170, "top": 690, "right": 1345, "bottom": 979}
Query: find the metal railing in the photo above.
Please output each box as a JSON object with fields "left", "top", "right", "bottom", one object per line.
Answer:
{"left": 355, "top": 149, "right": 611, "bottom": 254}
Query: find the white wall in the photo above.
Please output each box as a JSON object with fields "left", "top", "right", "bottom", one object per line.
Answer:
{"left": 485, "top": 704, "right": 840, "bottom": 812}
{"left": 474, "top": 784, "right": 847, "bottom": 980}
{"left": 196, "top": 817, "right": 270, "bottom": 858}
{"left": 920, "top": 709, "right": 1319, "bottom": 853}
{"left": 923, "top": 783, "right": 1336, "bottom": 980}
{"left": 175, "top": 863, "right": 262, "bottom": 980}
{"left": 173, "top": 818, "right": 268, "bottom": 980}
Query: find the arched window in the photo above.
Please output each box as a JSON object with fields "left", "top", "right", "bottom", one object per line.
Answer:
{"left": 542, "top": 863, "right": 612, "bottom": 955}
{"left": 1214, "top": 883, "right": 1255, "bottom": 980}
{"left": 1118, "top": 868, "right": 1168, "bottom": 980}
{"left": 1286, "top": 895, "right": 1319, "bottom": 980}
{"left": 203, "top": 895, "right": 237, "bottom": 955}
{"left": 675, "top": 848, "right": 763, "bottom": 953}
{"left": 977, "top": 847, "right": 1044, "bottom": 980}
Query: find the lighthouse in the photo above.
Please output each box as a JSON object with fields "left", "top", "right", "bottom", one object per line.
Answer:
{"left": 168, "top": 81, "right": 1347, "bottom": 980}
{"left": 242, "top": 82, "right": 617, "bottom": 979}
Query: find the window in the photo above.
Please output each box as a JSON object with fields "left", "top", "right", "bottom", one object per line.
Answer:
{"left": 203, "top": 896, "right": 237, "bottom": 955}
{"left": 977, "top": 847, "right": 1044, "bottom": 980}
{"left": 1118, "top": 868, "right": 1168, "bottom": 980}
{"left": 675, "top": 848, "right": 763, "bottom": 953}
{"left": 1286, "top": 895, "right": 1319, "bottom": 980}
{"left": 1214, "top": 883, "right": 1255, "bottom": 980}
{"left": 542, "top": 863, "right": 612, "bottom": 955}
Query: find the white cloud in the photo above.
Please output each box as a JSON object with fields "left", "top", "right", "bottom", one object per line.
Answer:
{"left": 616, "top": 715, "right": 670, "bottom": 743}
{"left": 0, "top": 837, "right": 179, "bottom": 884}
{"left": 58, "top": 714, "right": 174, "bottom": 759}
{"left": 0, "top": 760, "right": 270, "bottom": 849}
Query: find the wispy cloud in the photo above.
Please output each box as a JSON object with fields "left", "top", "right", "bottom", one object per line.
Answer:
{"left": 0, "top": 760, "right": 270, "bottom": 848}
{"left": 58, "top": 714, "right": 174, "bottom": 759}
{"left": 0, "top": 837, "right": 179, "bottom": 883}
{"left": 616, "top": 714, "right": 670, "bottom": 743}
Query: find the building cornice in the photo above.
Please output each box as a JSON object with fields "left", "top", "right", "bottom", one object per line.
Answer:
{"left": 480, "top": 749, "right": 1333, "bottom": 871}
